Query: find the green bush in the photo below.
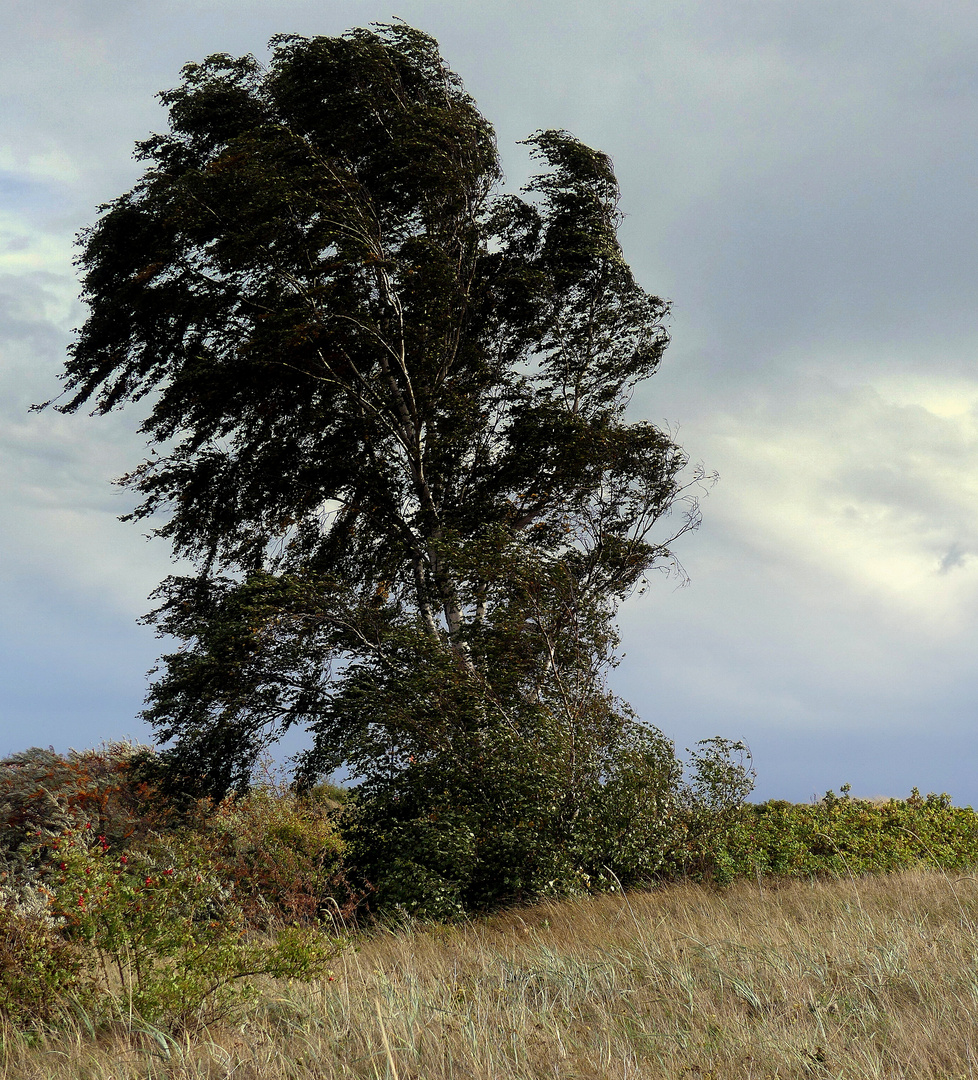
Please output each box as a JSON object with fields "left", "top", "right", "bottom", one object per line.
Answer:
{"left": 343, "top": 722, "right": 752, "bottom": 918}
{"left": 33, "top": 823, "right": 346, "bottom": 1031}
{"left": 0, "top": 908, "right": 92, "bottom": 1028}
{"left": 688, "top": 785, "right": 978, "bottom": 884}
{"left": 200, "top": 779, "right": 353, "bottom": 927}
{"left": 665, "top": 738, "right": 758, "bottom": 884}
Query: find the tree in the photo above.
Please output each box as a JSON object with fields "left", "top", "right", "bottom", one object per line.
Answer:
{"left": 48, "top": 24, "right": 706, "bottom": 906}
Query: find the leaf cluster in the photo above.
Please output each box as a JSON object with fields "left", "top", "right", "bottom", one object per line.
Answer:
{"left": 342, "top": 717, "right": 751, "bottom": 918}
{"left": 39, "top": 823, "right": 345, "bottom": 1031}
{"left": 0, "top": 743, "right": 168, "bottom": 917}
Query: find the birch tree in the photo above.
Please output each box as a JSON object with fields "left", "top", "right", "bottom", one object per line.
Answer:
{"left": 50, "top": 24, "right": 699, "bottom": 812}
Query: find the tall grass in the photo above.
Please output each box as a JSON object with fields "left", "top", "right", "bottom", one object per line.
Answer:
{"left": 6, "top": 867, "right": 978, "bottom": 1078}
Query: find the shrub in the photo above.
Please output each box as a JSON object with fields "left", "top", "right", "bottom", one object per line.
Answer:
{"left": 670, "top": 738, "right": 758, "bottom": 884}
{"left": 37, "top": 823, "right": 346, "bottom": 1031}
{"left": 200, "top": 778, "right": 353, "bottom": 928}
{"left": 0, "top": 743, "right": 165, "bottom": 843}
{"left": 344, "top": 712, "right": 707, "bottom": 919}
{"left": 0, "top": 743, "right": 176, "bottom": 916}
{"left": 0, "top": 907, "right": 92, "bottom": 1027}
{"left": 694, "top": 785, "right": 978, "bottom": 883}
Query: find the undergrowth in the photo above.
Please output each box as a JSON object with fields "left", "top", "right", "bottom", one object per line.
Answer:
{"left": 2, "top": 740, "right": 977, "bottom": 1069}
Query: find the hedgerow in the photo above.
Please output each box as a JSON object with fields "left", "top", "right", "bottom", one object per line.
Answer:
{"left": 682, "top": 784, "right": 978, "bottom": 884}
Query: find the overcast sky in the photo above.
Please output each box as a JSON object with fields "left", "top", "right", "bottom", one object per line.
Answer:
{"left": 3, "top": 0, "right": 978, "bottom": 802}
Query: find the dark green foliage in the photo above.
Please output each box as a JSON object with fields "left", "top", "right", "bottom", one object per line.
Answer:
{"left": 344, "top": 700, "right": 684, "bottom": 918}
{"left": 48, "top": 23, "right": 695, "bottom": 816}
{"left": 342, "top": 716, "right": 761, "bottom": 917}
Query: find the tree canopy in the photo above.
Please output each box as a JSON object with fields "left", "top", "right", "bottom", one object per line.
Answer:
{"left": 50, "top": 23, "right": 701, "bottom": 878}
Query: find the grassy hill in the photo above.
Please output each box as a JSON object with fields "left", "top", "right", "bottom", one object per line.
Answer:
{"left": 4, "top": 745, "right": 978, "bottom": 1077}
{"left": 4, "top": 867, "right": 978, "bottom": 1078}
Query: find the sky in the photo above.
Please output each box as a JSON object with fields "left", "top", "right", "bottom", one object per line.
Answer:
{"left": 3, "top": 0, "right": 978, "bottom": 803}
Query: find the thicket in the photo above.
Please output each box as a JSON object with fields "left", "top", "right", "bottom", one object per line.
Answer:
{"left": 3, "top": 741, "right": 978, "bottom": 1039}
{"left": 700, "top": 784, "right": 978, "bottom": 883}
{"left": 0, "top": 744, "right": 347, "bottom": 1033}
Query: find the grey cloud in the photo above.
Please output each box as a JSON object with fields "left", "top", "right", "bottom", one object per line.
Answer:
{"left": 0, "top": 273, "right": 71, "bottom": 356}
{"left": 4, "top": 0, "right": 978, "bottom": 798}
{"left": 939, "top": 543, "right": 969, "bottom": 575}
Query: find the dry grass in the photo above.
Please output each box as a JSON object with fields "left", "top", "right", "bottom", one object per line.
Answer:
{"left": 7, "top": 867, "right": 978, "bottom": 1078}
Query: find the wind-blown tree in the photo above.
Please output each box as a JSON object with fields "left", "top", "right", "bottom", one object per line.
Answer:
{"left": 49, "top": 24, "right": 708, "bottom": 909}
